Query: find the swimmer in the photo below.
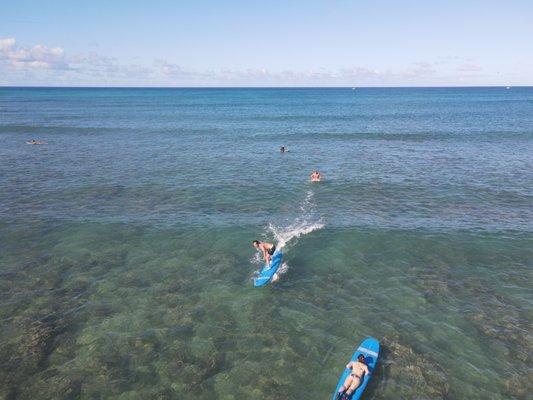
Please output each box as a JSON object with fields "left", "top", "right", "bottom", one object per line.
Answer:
{"left": 26, "top": 139, "right": 47, "bottom": 145}
{"left": 252, "top": 240, "right": 276, "bottom": 267}
{"left": 310, "top": 170, "right": 321, "bottom": 182}
{"left": 280, "top": 146, "right": 288, "bottom": 153}
{"left": 336, "top": 354, "right": 370, "bottom": 399}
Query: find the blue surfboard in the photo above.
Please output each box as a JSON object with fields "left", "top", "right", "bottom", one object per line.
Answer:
{"left": 332, "top": 337, "right": 380, "bottom": 400}
{"left": 253, "top": 250, "right": 283, "bottom": 287}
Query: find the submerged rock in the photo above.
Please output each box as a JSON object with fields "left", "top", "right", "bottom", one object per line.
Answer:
{"left": 503, "top": 370, "right": 533, "bottom": 399}
{"left": 377, "top": 335, "right": 450, "bottom": 399}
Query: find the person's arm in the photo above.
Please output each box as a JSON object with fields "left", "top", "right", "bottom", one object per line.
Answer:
{"left": 261, "top": 245, "right": 268, "bottom": 261}
{"left": 346, "top": 361, "right": 354, "bottom": 369}
{"left": 364, "top": 365, "right": 370, "bottom": 375}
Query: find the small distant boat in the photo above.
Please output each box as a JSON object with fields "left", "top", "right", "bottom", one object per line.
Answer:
{"left": 506, "top": 86, "right": 511, "bottom": 89}
{"left": 351, "top": 87, "right": 356, "bottom": 90}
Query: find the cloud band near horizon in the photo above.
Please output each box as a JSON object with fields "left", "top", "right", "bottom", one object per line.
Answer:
{"left": 0, "top": 37, "right": 521, "bottom": 87}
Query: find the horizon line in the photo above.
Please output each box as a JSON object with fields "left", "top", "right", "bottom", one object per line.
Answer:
{"left": 0, "top": 85, "right": 529, "bottom": 89}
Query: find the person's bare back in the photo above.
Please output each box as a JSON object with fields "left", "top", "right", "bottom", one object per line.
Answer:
{"left": 347, "top": 360, "right": 369, "bottom": 379}
{"left": 310, "top": 170, "right": 321, "bottom": 182}
{"left": 252, "top": 240, "right": 276, "bottom": 266}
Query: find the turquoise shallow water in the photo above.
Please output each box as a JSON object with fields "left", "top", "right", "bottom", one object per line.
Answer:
{"left": 0, "top": 87, "right": 532, "bottom": 399}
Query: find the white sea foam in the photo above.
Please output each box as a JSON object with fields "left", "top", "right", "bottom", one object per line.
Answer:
{"left": 268, "top": 189, "right": 324, "bottom": 250}
{"left": 250, "top": 251, "right": 263, "bottom": 267}
{"left": 268, "top": 221, "right": 324, "bottom": 250}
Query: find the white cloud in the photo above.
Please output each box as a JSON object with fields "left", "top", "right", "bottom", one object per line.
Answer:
{"left": 0, "top": 37, "right": 69, "bottom": 70}
{"left": 456, "top": 63, "right": 483, "bottom": 72}
{"left": 211, "top": 63, "right": 437, "bottom": 85}
{"left": 1, "top": 37, "right": 503, "bottom": 86}
{"left": 0, "top": 37, "right": 158, "bottom": 84}
{"left": 0, "top": 37, "right": 16, "bottom": 50}
{"left": 155, "top": 60, "right": 194, "bottom": 77}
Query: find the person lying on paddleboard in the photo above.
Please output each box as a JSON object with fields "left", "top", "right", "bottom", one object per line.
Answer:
{"left": 336, "top": 354, "right": 370, "bottom": 399}
{"left": 310, "top": 170, "right": 321, "bottom": 182}
{"left": 252, "top": 240, "right": 276, "bottom": 267}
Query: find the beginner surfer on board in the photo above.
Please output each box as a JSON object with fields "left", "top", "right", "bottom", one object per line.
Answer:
{"left": 252, "top": 240, "right": 276, "bottom": 267}
{"left": 336, "top": 354, "right": 370, "bottom": 399}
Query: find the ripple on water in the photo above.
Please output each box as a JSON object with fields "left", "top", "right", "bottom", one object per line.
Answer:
{"left": 1, "top": 88, "right": 532, "bottom": 399}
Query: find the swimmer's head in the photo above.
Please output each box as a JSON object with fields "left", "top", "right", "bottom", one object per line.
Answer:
{"left": 357, "top": 354, "right": 365, "bottom": 363}
{"left": 252, "top": 240, "right": 260, "bottom": 248}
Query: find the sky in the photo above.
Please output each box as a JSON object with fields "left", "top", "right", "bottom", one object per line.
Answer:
{"left": 1, "top": 0, "right": 532, "bottom": 87}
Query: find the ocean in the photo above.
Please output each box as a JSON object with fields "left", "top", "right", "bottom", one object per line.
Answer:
{"left": 0, "top": 87, "right": 531, "bottom": 399}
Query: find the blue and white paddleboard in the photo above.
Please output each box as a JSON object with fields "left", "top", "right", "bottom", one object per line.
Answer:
{"left": 253, "top": 250, "right": 283, "bottom": 287}
{"left": 332, "top": 337, "right": 380, "bottom": 400}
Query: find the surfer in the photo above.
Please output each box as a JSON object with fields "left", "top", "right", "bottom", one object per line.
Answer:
{"left": 280, "top": 146, "right": 286, "bottom": 153}
{"left": 310, "top": 170, "right": 321, "bottom": 182}
{"left": 27, "top": 139, "right": 47, "bottom": 145}
{"left": 252, "top": 240, "right": 276, "bottom": 266}
{"left": 336, "top": 354, "right": 370, "bottom": 399}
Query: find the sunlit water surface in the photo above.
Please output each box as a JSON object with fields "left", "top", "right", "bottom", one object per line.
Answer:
{"left": 0, "top": 87, "right": 532, "bottom": 399}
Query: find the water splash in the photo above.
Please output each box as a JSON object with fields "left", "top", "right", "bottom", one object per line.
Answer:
{"left": 268, "top": 190, "right": 324, "bottom": 250}
{"left": 271, "top": 261, "right": 290, "bottom": 283}
{"left": 269, "top": 221, "right": 324, "bottom": 250}
{"left": 250, "top": 251, "right": 263, "bottom": 266}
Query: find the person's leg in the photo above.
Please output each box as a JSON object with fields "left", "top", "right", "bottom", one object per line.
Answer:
{"left": 337, "top": 376, "right": 353, "bottom": 397}
{"left": 345, "top": 377, "right": 361, "bottom": 396}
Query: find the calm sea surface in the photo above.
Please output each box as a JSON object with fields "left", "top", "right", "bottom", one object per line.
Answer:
{"left": 0, "top": 87, "right": 532, "bottom": 399}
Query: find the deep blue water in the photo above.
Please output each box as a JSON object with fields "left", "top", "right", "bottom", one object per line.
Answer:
{"left": 0, "top": 87, "right": 532, "bottom": 399}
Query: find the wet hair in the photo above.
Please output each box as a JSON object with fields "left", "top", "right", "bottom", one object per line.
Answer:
{"left": 252, "top": 240, "right": 260, "bottom": 246}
